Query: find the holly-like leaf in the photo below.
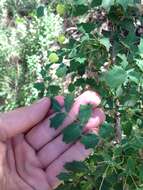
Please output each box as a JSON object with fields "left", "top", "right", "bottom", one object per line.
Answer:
{"left": 50, "top": 113, "right": 66, "bottom": 129}
{"left": 81, "top": 133, "right": 100, "bottom": 149}
{"left": 78, "top": 104, "right": 92, "bottom": 125}
{"left": 63, "top": 123, "right": 82, "bottom": 143}
{"left": 64, "top": 161, "right": 88, "bottom": 172}
{"left": 51, "top": 98, "right": 62, "bottom": 112}
{"left": 102, "top": 66, "right": 127, "bottom": 89}
{"left": 64, "top": 94, "right": 74, "bottom": 112}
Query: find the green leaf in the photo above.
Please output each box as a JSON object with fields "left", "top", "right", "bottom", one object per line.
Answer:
{"left": 81, "top": 133, "right": 100, "bottom": 149}
{"left": 91, "top": 0, "right": 102, "bottom": 7}
{"left": 77, "top": 23, "right": 96, "bottom": 33}
{"left": 63, "top": 123, "right": 82, "bottom": 143}
{"left": 51, "top": 98, "right": 62, "bottom": 112}
{"left": 99, "top": 122, "right": 114, "bottom": 139}
{"left": 64, "top": 161, "right": 88, "bottom": 172}
{"left": 117, "top": 54, "right": 128, "bottom": 68}
{"left": 73, "top": 0, "right": 88, "bottom": 5}
{"left": 56, "top": 64, "right": 67, "bottom": 77}
{"left": 64, "top": 94, "right": 74, "bottom": 112}
{"left": 135, "top": 59, "right": 143, "bottom": 72}
{"left": 68, "top": 83, "right": 75, "bottom": 92}
{"left": 127, "top": 157, "right": 136, "bottom": 175}
{"left": 102, "top": 0, "right": 114, "bottom": 10}
{"left": 138, "top": 165, "right": 143, "bottom": 181}
{"left": 102, "top": 66, "right": 127, "bottom": 89}
{"left": 57, "top": 172, "right": 72, "bottom": 181}
{"left": 99, "top": 37, "right": 111, "bottom": 51}
{"left": 48, "top": 85, "right": 61, "bottom": 95}
{"left": 50, "top": 113, "right": 66, "bottom": 129}
{"left": 34, "top": 82, "right": 45, "bottom": 91}
{"left": 76, "top": 57, "right": 86, "bottom": 64}
{"left": 73, "top": 5, "right": 88, "bottom": 16}
{"left": 116, "top": 0, "right": 134, "bottom": 8}
{"left": 138, "top": 38, "right": 143, "bottom": 54}
{"left": 108, "top": 4, "right": 124, "bottom": 22}
{"left": 78, "top": 104, "right": 92, "bottom": 125}
{"left": 128, "top": 70, "right": 141, "bottom": 84}
{"left": 36, "top": 6, "right": 45, "bottom": 17}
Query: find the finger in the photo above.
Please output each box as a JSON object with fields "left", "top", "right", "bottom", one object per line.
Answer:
{"left": 46, "top": 141, "right": 91, "bottom": 189}
{"left": 84, "top": 108, "right": 105, "bottom": 134}
{"left": 26, "top": 91, "right": 101, "bottom": 150}
{"left": 13, "top": 135, "right": 52, "bottom": 190}
{"left": 0, "top": 98, "right": 51, "bottom": 141}
{"left": 6, "top": 140, "right": 35, "bottom": 190}
{"left": 37, "top": 108, "right": 105, "bottom": 168}
{"left": 25, "top": 96, "right": 65, "bottom": 150}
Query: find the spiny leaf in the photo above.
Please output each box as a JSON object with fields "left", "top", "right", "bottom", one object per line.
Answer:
{"left": 50, "top": 112, "right": 66, "bottom": 129}
{"left": 63, "top": 123, "right": 82, "bottom": 143}
{"left": 81, "top": 133, "right": 100, "bottom": 149}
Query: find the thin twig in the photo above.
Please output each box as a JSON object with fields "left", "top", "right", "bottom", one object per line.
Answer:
{"left": 114, "top": 99, "right": 122, "bottom": 143}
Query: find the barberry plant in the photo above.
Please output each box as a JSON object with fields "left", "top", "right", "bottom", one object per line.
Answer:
{"left": 33, "top": 0, "right": 143, "bottom": 189}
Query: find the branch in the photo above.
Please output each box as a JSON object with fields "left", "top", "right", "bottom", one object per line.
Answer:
{"left": 114, "top": 99, "right": 122, "bottom": 143}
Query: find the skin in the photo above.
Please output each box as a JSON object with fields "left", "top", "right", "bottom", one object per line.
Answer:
{"left": 0, "top": 91, "right": 105, "bottom": 190}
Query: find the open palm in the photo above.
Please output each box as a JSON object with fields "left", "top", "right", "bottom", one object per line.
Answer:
{"left": 0, "top": 91, "right": 105, "bottom": 190}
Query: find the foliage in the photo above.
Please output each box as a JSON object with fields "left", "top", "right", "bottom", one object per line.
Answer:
{"left": 0, "top": 0, "right": 143, "bottom": 189}
{"left": 49, "top": 0, "right": 142, "bottom": 190}
{"left": 0, "top": 0, "right": 64, "bottom": 110}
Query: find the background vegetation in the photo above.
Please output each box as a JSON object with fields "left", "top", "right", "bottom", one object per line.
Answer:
{"left": 0, "top": 0, "right": 143, "bottom": 189}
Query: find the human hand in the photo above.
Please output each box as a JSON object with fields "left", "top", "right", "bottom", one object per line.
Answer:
{"left": 0, "top": 91, "right": 105, "bottom": 190}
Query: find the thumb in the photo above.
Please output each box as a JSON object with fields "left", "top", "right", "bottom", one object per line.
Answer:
{"left": 0, "top": 98, "right": 51, "bottom": 141}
